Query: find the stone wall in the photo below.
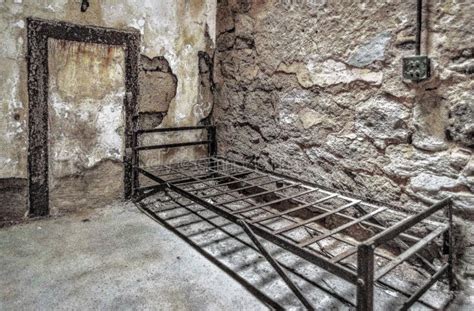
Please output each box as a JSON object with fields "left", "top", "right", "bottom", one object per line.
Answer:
{"left": 0, "top": 0, "right": 216, "bottom": 220}
{"left": 213, "top": 0, "right": 473, "bottom": 215}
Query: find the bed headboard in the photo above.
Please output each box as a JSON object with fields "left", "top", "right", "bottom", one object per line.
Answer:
{"left": 132, "top": 125, "right": 217, "bottom": 158}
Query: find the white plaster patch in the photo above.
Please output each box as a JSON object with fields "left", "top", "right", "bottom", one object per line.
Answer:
{"left": 96, "top": 91, "right": 125, "bottom": 160}
{"left": 347, "top": 31, "right": 391, "bottom": 67}
{"left": 278, "top": 59, "right": 383, "bottom": 88}
{"left": 309, "top": 59, "right": 383, "bottom": 87}
{"left": 14, "top": 20, "right": 24, "bottom": 28}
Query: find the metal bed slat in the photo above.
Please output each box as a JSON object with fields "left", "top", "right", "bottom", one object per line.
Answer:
{"left": 233, "top": 188, "right": 320, "bottom": 214}
{"left": 165, "top": 160, "right": 400, "bottom": 264}
{"left": 217, "top": 183, "right": 300, "bottom": 206}
{"left": 175, "top": 160, "right": 426, "bottom": 257}
{"left": 188, "top": 175, "right": 268, "bottom": 192}
{"left": 206, "top": 158, "right": 424, "bottom": 244}
{"left": 154, "top": 162, "right": 388, "bottom": 264}
{"left": 137, "top": 165, "right": 359, "bottom": 284}
{"left": 274, "top": 200, "right": 361, "bottom": 235}
{"left": 298, "top": 207, "right": 387, "bottom": 247}
{"left": 375, "top": 225, "right": 448, "bottom": 281}
{"left": 250, "top": 194, "right": 338, "bottom": 224}
{"left": 199, "top": 178, "right": 285, "bottom": 199}
{"left": 132, "top": 128, "right": 453, "bottom": 311}
{"left": 136, "top": 140, "right": 211, "bottom": 151}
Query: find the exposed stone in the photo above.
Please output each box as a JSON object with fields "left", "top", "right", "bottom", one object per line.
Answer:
{"left": 447, "top": 100, "right": 474, "bottom": 147}
{"left": 449, "top": 59, "right": 474, "bottom": 75}
{"left": 410, "top": 173, "right": 460, "bottom": 193}
{"left": 451, "top": 148, "right": 472, "bottom": 172}
{"left": 214, "top": 0, "right": 473, "bottom": 221}
{"left": 234, "top": 13, "right": 254, "bottom": 40}
{"left": 298, "top": 108, "right": 323, "bottom": 129}
{"left": 324, "top": 134, "right": 381, "bottom": 173}
{"left": 452, "top": 193, "right": 474, "bottom": 213}
{"left": 384, "top": 144, "right": 461, "bottom": 178}
{"left": 278, "top": 59, "right": 384, "bottom": 88}
{"left": 412, "top": 94, "right": 449, "bottom": 152}
{"left": 139, "top": 55, "right": 177, "bottom": 113}
{"left": 347, "top": 31, "right": 391, "bottom": 68}
{"left": 217, "top": 31, "right": 236, "bottom": 51}
{"left": 356, "top": 96, "right": 411, "bottom": 148}
{"left": 463, "top": 157, "right": 474, "bottom": 177}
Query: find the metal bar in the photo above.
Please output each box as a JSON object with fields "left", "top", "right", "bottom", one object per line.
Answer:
{"left": 178, "top": 170, "right": 256, "bottom": 187}
{"left": 215, "top": 156, "right": 445, "bottom": 229}
{"left": 131, "top": 114, "right": 139, "bottom": 199}
{"left": 187, "top": 163, "right": 380, "bottom": 260}
{"left": 233, "top": 188, "right": 319, "bottom": 215}
{"left": 330, "top": 248, "right": 357, "bottom": 264}
{"left": 356, "top": 244, "right": 374, "bottom": 311}
{"left": 216, "top": 183, "right": 299, "bottom": 206}
{"left": 141, "top": 166, "right": 358, "bottom": 284}
{"left": 446, "top": 201, "right": 455, "bottom": 290}
{"left": 143, "top": 161, "right": 252, "bottom": 182}
{"left": 399, "top": 263, "right": 448, "bottom": 311}
{"left": 238, "top": 220, "right": 314, "bottom": 310}
{"left": 135, "top": 125, "right": 211, "bottom": 134}
{"left": 273, "top": 200, "right": 361, "bottom": 235}
{"left": 299, "top": 207, "right": 387, "bottom": 247}
{"left": 134, "top": 184, "right": 163, "bottom": 193}
{"left": 375, "top": 225, "right": 447, "bottom": 281}
{"left": 365, "top": 197, "right": 451, "bottom": 247}
{"left": 135, "top": 203, "right": 286, "bottom": 310}
{"left": 188, "top": 175, "right": 267, "bottom": 192}
{"left": 212, "top": 157, "right": 423, "bottom": 244}
{"left": 416, "top": 0, "right": 422, "bottom": 55}
{"left": 208, "top": 126, "right": 217, "bottom": 157}
{"left": 136, "top": 140, "right": 211, "bottom": 151}
{"left": 199, "top": 178, "right": 285, "bottom": 199}
{"left": 251, "top": 194, "right": 338, "bottom": 224}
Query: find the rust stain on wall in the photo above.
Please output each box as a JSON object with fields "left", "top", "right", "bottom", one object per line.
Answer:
{"left": 48, "top": 39, "right": 126, "bottom": 213}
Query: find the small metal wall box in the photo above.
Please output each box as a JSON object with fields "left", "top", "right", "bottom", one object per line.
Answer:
{"left": 403, "top": 55, "right": 431, "bottom": 82}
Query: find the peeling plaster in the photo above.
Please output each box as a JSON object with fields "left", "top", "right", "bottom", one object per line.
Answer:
{"left": 0, "top": 0, "right": 216, "bottom": 179}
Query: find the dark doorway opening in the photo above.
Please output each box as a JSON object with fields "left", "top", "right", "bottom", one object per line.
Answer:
{"left": 27, "top": 18, "right": 140, "bottom": 217}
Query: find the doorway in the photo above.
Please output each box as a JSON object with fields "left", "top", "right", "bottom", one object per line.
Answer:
{"left": 26, "top": 18, "right": 140, "bottom": 216}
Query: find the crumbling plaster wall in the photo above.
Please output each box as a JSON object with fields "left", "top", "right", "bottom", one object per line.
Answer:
{"left": 0, "top": 1, "right": 216, "bottom": 212}
{"left": 0, "top": 0, "right": 216, "bottom": 180}
{"left": 213, "top": 0, "right": 473, "bottom": 214}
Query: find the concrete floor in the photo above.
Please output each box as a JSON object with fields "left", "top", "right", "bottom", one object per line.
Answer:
{"left": 0, "top": 202, "right": 265, "bottom": 310}
{"left": 0, "top": 196, "right": 467, "bottom": 310}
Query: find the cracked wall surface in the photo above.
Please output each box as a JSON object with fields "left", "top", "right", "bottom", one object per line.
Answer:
{"left": 47, "top": 39, "right": 126, "bottom": 212}
{"left": 213, "top": 0, "right": 473, "bottom": 216}
{"left": 0, "top": 0, "right": 216, "bottom": 219}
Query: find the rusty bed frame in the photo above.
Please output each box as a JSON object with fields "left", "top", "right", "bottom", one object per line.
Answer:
{"left": 130, "top": 125, "right": 454, "bottom": 310}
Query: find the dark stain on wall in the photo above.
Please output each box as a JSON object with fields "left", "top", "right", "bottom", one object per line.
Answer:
{"left": 0, "top": 178, "right": 27, "bottom": 227}
{"left": 198, "top": 51, "right": 215, "bottom": 124}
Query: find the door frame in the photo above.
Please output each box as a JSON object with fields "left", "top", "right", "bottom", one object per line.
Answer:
{"left": 26, "top": 18, "right": 140, "bottom": 216}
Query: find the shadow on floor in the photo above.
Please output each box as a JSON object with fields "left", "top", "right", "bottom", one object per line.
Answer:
{"left": 136, "top": 188, "right": 456, "bottom": 310}
{"left": 136, "top": 190, "right": 359, "bottom": 310}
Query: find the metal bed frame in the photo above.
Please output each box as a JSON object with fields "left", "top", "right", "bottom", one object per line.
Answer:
{"left": 131, "top": 125, "right": 454, "bottom": 310}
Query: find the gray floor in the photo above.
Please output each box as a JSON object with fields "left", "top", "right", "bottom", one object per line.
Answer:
{"left": 0, "top": 198, "right": 466, "bottom": 310}
{"left": 0, "top": 202, "right": 265, "bottom": 310}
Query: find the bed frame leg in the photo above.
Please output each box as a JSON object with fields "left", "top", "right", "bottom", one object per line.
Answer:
{"left": 357, "top": 243, "right": 374, "bottom": 311}
{"left": 444, "top": 199, "right": 455, "bottom": 291}
{"left": 238, "top": 220, "right": 314, "bottom": 310}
